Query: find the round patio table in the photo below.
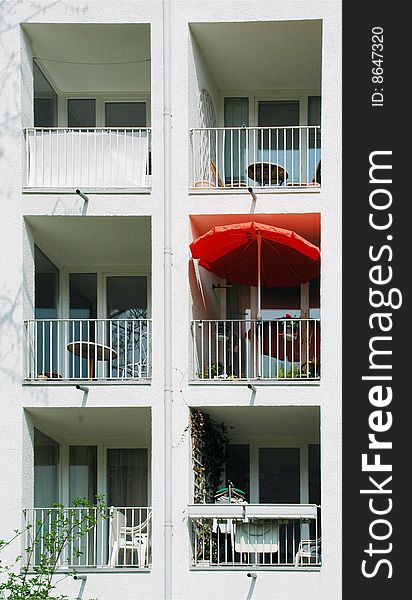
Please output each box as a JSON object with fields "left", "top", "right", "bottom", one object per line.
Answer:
{"left": 67, "top": 341, "right": 117, "bottom": 380}
{"left": 247, "top": 162, "right": 288, "bottom": 186}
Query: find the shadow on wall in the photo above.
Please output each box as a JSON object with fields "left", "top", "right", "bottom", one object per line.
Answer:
{"left": 0, "top": 282, "right": 22, "bottom": 383}
{"left": 0, "top": 0, "right": 89, "bottom": 161}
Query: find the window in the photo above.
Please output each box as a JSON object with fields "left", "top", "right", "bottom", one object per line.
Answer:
{"left": 67, "top": 99, "right": 96, "bottom": 128}
{"left": 35, "top": 246, "right": 59, "bottom": 319}
{"left": 34, "top": 248, "right": 60, "bottom": 376}
{"left": 107, "top": 448, "right": 148, "bottom": 506}
{"left": 34, "top": 429, "right": 59, "bottom": 507}
{"left": 257, "top": 100, "right": 300, "bottom": 182}
{"left": 34, "top": 62, "right": 58, "bottom": 127}
{"left": 69, "top": 273, "right": 97, "bottom": 320}
{"left": 69, "top": 446, "right": 97, "bottom": 504}
{"left": 259, "top": 447, "right": 300, "bottom": 503}
{"left": 223, "top": 98, "right": 249, "bottom": 184}
{"left": 226, "top": 444, "right": 250, "bottom": 501}
{"left": 105, "top": 102, "right": 146, "bottom": 127}
{"left": 308, "top": 444, "right": 321, "bottom": 505}
{"left": 106, "top": 275, "right": 147, "bottom": 319}
{"left": 308, "top": 96, "right": 321, "bottom": 149}
{"left": 258, "top": 100, "right": 300, "bottom": 128}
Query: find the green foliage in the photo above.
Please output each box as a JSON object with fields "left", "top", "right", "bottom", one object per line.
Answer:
{"left": 274, "top": 364, "right": 301, "bottom": 378}
{"left": 197, "top": 361, "right": 225, "bottom": 379}
{"left": 0, "top": 497, "right": 107, "bottom": 600}
{"left": 190, "top": 410, "right": 230, "bottom": 503}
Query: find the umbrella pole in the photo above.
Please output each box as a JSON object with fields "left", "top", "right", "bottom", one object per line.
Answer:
{"left": 257, "top": 232, "right": 262, "bottom": 320}
{"left": 257, "top": 232, "right": 262, "bottom": 378}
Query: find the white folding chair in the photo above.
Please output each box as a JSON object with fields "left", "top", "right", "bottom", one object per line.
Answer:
{"left": 109, "top": 508, "right": 150, "bottom": 567}
{"left": 294, "top": 537, "right": 321, "bottom": 566}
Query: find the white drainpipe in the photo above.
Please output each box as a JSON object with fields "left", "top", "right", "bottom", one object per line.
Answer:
{"left": 162, "top": 0, "right": 173, "bottom": 598}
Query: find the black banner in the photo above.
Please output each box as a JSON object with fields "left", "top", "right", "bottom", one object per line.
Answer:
{"left": 343, "top": 2, "right": 409, "bottom": 597}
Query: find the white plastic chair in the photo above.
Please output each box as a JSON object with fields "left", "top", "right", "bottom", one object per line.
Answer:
{"left": 294, "top": 537, "right": 321, "bottom": 566}
{"left": 109, "top": 508, "right": 150, "bottom": 567}
{"left": 120, "top": 333, "right": 150, "bottom": 379}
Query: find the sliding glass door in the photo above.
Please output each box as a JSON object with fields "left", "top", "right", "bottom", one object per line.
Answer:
{"left": 105, "top": 275, "right": 149, "bottom": 378}
{"left": 34, "top": 429, "right": 59, "bottom": 507}
{"left": 107, "top": 448, "right": 148, "bottom": 508}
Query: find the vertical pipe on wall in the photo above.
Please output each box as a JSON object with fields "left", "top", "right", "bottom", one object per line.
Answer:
{"left": 162, "top": 0, "right": 173, "bottom": 598}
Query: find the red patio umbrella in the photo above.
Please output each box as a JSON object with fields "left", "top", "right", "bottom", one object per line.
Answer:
{"left": 190, "top": 221, "right": 320, "bottom": 317}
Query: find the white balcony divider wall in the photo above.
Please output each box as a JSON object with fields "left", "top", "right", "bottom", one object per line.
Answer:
{"left": 188, "top": 504, "right": 320, "bottom": 568}
{"left": 24, "top": 318, "right": 152, "bottom": 380}
{"left": 22, "top": 506, "right": 152, "bottom": 569}
{"left": 190, "top": 126, "right": 321, "bottom": 189}
{"left": 191, "top": 318, "right": 320, "bottom": 380}
{"left": 24, "top": 128, "right": 151, "bottom": 189}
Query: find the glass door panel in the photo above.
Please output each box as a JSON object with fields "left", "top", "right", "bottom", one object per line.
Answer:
{"left": 67, "top": 99, "right": 96, "bottom": 128}
{"left": 106, "top": 276, "right": 148, "bottom": 378}
{"left": 34, "top": 246, "right": 59, "bottom": 377}
{"left": 105, "top": 102, "right": 146, "bottom": 127}
{"left": 34, "top": 429, "right": 59, "bottom": 507}
{"left": 259, "top": 447, "right": 300, "bottom": 503}
{"left": 34, "top": 62, "right": 58, "bottom": 127}
{"left": 259, "top": 447, "right": 300, "bottom": 564}
{"left": 33, "top": 429, "right": 59, "bottom": 566}
{"left": 226, "top": 444, "right": 250, "bottom": 501}
{"left": 308, "top": 96, "right": 321, "bottom": 182}
{"left": 107, "top": 448, "right": 148, "bottom": 507}
{"left": 69, "top": 446, "right": 98, "bottom": 504}
{"left": 107, "top": 448, "right": 149, "bottom": 566}
{"left": 224, "top": 97, "right": 249, "bottom": 185}
{"left": 69, "top": 446, "right": 97, "bottom": 565}
{"left": 258, "top": 100, "right": 300, "bottom": 183}
{"left": 309, "top": 443, "right": 321, "bottom": 538}
{"left": 68, "top": 273, "right": 97, "bottom": 378}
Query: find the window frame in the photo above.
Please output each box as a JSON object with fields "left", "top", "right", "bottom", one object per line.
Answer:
{"left": 59, "top": 93, "right": 151, "bottom": 127}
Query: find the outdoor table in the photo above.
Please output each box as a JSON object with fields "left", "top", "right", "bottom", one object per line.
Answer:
{"left": 247, "top": 162, "right": 288, "bottom": 186}
{"left": 67, "top": 341, "right": 117, "bottom": 380}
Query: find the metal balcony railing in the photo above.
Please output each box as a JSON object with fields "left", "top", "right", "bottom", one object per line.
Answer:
{"left": 23, "top": 127, "right": 151, "bottom": 189}
{"left": 190, "top": 126, "right": 321, "bottom": 189}
{"left": 188, "top": 503, "right": 321, "bottom": 568}
{"left": 191, "top": 318, "right": 320, "bottom": 381}
{"left": 22, "top": 506, "right": 152, "bottom": 570}
{"left": 24, "top": 318, "right": 152, "bottom": 381}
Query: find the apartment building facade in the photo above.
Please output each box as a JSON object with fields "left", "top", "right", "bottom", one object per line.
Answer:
{"left": 0, "top": 1, "right": 342, "bottom": 599}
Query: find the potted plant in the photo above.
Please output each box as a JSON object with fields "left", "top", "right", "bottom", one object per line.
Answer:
{"left": 198, "top": 361, "right": 225, "bottom": 379}
{"left": 282, "top": 314, "right": 299, "bottom": 340}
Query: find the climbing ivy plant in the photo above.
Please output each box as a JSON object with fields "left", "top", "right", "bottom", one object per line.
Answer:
{"left": 190, "top": 409, "right": 230, "bottom": 503}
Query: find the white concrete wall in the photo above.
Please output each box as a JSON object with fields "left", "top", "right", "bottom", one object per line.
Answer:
{"left": 188, "top": 30, "right": 220, "bottom": 129}
{"left": 0, "top": 1, "right": 342, "bottom": 599}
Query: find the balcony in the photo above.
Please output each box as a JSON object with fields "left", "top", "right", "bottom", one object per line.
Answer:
{"left": 24, "top": 318, "right": 151, "bottom": 382}
{"left": 23, "top": 23, "right": 151, "bottom": 193}
{"left": 24, "top": 127, "right": 151, "bottom": 192}
{"left": 191, "top": 318, "right": 320, "bottom": 382}
{"left": 189, "top": 406, "right": 321, "bottom": 569}
{"left": 22, "top": 506, "right": 152, "bottom": 570}
{"left": 25, "top": 407, "right": 152, "bottom": 570}
{"left": 191, "top": 126, "right": 321, "bottom": 190}
{"left": 188, "top": 503, "right": 321, "bottom": 568}
{"left": 188, "top": 21, "right": 322, "bottom": 194}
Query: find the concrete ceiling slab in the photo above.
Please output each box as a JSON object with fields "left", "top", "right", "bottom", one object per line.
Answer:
{"left": 23, "top": 24, "right": 151, "bottom": 93}
{"left": 190, "top": 20, "right": 322, "bottom": 91}
{"left": 26, "top": 216, "right": 151, "bottom": 268}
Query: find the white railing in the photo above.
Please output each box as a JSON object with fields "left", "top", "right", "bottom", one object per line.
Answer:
{"left": 188, "top": 503, "right": 321, "bottom": 568}
{"left": 190, "top": 126, "right": 321, "bottom": 189}
{"left": 24, "top": 128, "right": 151, "bottom": 189}
{"left": 22, "top": 506, "right": 152, "bottom": 570}
{"left": 24, "top": 318, "right": 152, "bottom": 381}
{"left": 191, "top": 318, "right": 320, "bottom": 381}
